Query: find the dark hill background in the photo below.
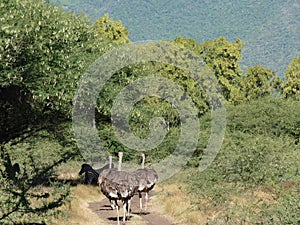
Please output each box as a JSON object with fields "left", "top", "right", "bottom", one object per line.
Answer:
{"left": 49, "top": 0, "right": 299, "bottom": 77}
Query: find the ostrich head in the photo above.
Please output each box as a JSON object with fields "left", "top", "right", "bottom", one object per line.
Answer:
{"left": 79, "top": 163, "right": 92, "bottom": 175}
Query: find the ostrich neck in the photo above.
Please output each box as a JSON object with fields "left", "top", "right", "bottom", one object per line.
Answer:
{"left": 141, "top": 155, "right": 145, "bottom": 169}
{"left": 118, "top": 154, "right": 123, "bottom": 171}
{"left": 109, "top": 156, "right": 112, "bottom": 169}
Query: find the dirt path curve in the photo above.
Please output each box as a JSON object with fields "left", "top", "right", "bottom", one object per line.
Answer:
{"left": 89, "top": 192, "right": 179, "bottom": 225}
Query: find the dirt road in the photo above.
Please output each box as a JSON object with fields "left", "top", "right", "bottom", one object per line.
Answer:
{"left": 89, "top": 192, "right": 179, "bottom": 225}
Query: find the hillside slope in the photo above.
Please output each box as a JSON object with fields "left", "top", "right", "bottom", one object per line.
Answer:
{"left": 49, "top": 0, "right": 299, "bottom": 77}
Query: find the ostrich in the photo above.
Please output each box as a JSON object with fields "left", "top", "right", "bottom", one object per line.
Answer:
{"left": 78, "top": 161, "right": 113, "bottom": 185}
{"left": 99, "top": 155, "right": 117, "bottom": 209}
{"left": 95, "top": 158, "right": 114, "bottom": 175}
{"left": 98, "top": 155, "right": 115, "bottom": 180}
{"left": 98, "top": 152, "right": 138, "bottom": 225}
{"left": 132, "top": 153, "right": 158, "bottom": 213}
{"left": 78, "top": 164, "right": 100, "bottom": 185}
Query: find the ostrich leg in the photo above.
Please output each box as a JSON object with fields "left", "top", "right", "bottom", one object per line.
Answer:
{"left": 110, "top": 199, "right": 116, "bottom": 209}
{"left": 122, "top": 201, "right": 127, "bottom": 223}
{"left": 145, "top": 191, "right": 149, "bottom": 211}
{"left": 127, "top": 199, "right": 131, "bottom": 219}
{"left": 116, "top": 203, "right": 120, "bottom": 225}
{"left": 139, "top": 192, "right": 143, "bottom": 213}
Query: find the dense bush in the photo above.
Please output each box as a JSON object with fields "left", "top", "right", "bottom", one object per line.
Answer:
{"left": 0, "top": 0, "right": 105, "bottom": 223}
{"left": 187, "top": 97, "right": 300, "bottom": 224}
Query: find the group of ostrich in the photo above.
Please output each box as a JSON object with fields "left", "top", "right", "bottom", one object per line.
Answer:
{"left": 79, "top": 152, "right": 158, "bottom": 225}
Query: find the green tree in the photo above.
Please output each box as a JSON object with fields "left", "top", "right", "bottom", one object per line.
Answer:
{"left": 0, "top": 0, "right": 109, "bottom": 117}
{"left": 92, "top": 13, "right": 130, "bottom": 44}
{"left": 174, "top": 36, "right": 202, "bottom": 55}
{"left": 92, "top": 40, "right": 211, "bottom": 162}
{"left": 241, "top": 65, "right": 282, "bottom": 100}
{"left": 174, "top": 36, "right": 246, "bottom": 104}
{"left": 281, "top": 56, "right": 300, "bottom": 100}
{"left": 0, "top": 0, "right": 111, "bottom": 223}
{"left": 200, "top": 36, "right": 245, "bottom": 104}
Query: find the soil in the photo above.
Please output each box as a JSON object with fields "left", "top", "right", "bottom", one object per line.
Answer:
{"left": 88, "top": 191, "right": 180, "bottom": 225}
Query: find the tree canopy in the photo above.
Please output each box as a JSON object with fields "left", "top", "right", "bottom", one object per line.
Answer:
{"left": 281, "top": 56, "right": 300, "bottom": 100}
{"left": 241, "top": 65, "right": 282, "bottom": 100}
{"left": 0, "top": 0, "right": 110, "bottom": 223}
{"left": 0, "top": 0, "right": 110, "bottom": 117}
{"left": 92, "top": 13, "right": 130, "bottom": 44}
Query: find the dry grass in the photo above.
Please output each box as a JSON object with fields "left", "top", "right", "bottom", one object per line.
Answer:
{"left": 152, "top": 181, "right": 281, "bottom": 225}
{"left": 54, "top": 184, "right": 107, "bottom": 225}
{"left": 152, "top": 183, "right": 208, "bottom": 225}
{"left": 55, "top": 160, "right": 83, "bottom": 181}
